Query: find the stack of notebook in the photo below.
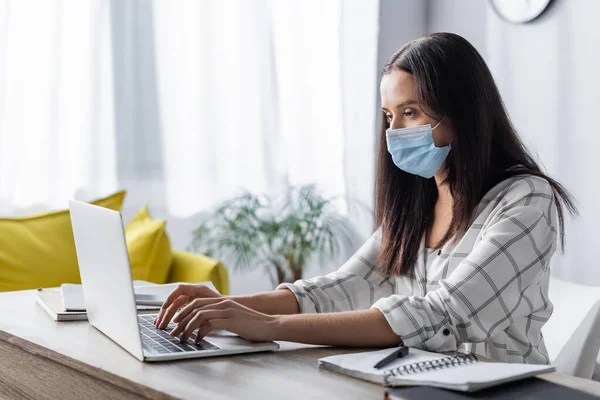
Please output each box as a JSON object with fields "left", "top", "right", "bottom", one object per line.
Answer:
{"left": 36, "top": 288, "right": 88, "bottom": 321}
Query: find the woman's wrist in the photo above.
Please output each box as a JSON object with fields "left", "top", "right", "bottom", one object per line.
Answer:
{"left": 229, "top": 290, "right": 299, "bottom": 315}
{"left": 228, "top": 294, "right": 260, "bottom": 310}
{"left": 267, "top": 314, "right": 286, "bottom": 341}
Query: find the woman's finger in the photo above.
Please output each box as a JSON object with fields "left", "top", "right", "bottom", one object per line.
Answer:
{"left": 157, "top": 295, "right": 189, "bottom": 329}
{"left": 156, "top": 283, "right": 211, "bottom": 322}
{"left": 155, "top": 294, "right": 187, "bottom": 326}
{"left": 173, "top": 297, "right": 229, "bottom": 323}
{"left": 180, "top": 310, "right": 230, "bottom": 342}
{"left": 194, "top": 319, "right": 229, "bottom": 343}
{"left": 161, "top": 284, "right": 204, "bottom": 309}
{"left": 169, "top": 307, "right": 199, "bottom": 337}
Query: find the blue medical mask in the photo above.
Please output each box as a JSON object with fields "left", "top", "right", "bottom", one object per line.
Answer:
{"left": 385, "top": 117, "right": 450, "bottom": 179}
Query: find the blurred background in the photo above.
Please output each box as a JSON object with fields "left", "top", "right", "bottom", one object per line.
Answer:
{"left": 1, "top": 0, "right": 598, "bottom": 294}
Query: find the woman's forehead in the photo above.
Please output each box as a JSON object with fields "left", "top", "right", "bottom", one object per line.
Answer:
{"left": 380, "top": 70, "right": 416, "bottom": 106}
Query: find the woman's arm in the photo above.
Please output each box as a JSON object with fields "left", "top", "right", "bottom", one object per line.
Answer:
{"left": 274, "top": 308, "right": 402, "bottom": 347}
{"left": 276, "top": 229, "right": 394, "bottom": 314}
{"left": 154, "top": 284, "right": 298, "bottom": 328}
{"left": 169, "top": 297, "right": 402, "bottom": 347}
{"left": 156, "top": 229, "right": 389, "bottom": 328}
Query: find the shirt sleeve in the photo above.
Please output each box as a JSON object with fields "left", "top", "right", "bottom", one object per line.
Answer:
{"left": 372, "top": 181, "right": 558, "bottom": 352}
{"left": 277, "top": 229, "right": 395, "bottom": 313}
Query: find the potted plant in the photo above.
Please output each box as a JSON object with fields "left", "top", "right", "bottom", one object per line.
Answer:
{"left": 188, "top": 185, "right": 364, "bottom": 287}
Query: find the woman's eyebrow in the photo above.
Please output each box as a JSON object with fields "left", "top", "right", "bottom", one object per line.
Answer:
{"left": 382, "top": 100, "right": 418, "bottom": 112}
{"left": 395, "top": 100, "right": 418, "bottom": 109}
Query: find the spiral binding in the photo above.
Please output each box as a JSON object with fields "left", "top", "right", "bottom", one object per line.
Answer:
{"left": 383, "top": 353, "right": 478, "bottom": 385}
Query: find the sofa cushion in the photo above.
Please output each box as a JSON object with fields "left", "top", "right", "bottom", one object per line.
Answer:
{"left": 0, "top": 191, "right": 126, "bottom": 291}
{"left": 125, "top": 205, "right": 172, "bottom": 284}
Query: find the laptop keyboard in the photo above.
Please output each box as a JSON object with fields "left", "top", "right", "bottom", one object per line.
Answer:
{"left": 138, "top": 315, "right": 220, "bottom": 354}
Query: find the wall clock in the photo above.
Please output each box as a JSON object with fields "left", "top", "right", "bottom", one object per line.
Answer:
{"left": 489, "top": 0, "right": 554, "bottom": 24}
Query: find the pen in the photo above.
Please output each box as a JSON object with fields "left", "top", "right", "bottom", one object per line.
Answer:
{"left": 373, "top": 346, "right": 409, "bottom": 369}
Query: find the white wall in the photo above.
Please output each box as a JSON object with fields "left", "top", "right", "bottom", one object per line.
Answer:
{"left": 425, "top": 0, "right": 600, "bottom": 285}
{"left": 487, "top": 1, "right": 600, "bottom": 285}
{"left": 425, "top": 0, "right": 487, "bottom": 57}
{"left": 375, "top": 0, "right": 427, "bottom": 134}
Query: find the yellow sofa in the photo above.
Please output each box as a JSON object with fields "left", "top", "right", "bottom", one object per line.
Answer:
{"left": 0, "top": 247, "right": 229, "bottom": 295}
{"left": 0, "top": 191, "right": 229, "bottom": 295}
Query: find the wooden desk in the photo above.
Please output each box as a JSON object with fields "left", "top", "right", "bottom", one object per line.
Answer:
{"left": 1, "top": 289, "right": 599, "bottom": 400}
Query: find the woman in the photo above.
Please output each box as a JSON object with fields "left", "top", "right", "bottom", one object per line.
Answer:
{"left": 154, "top": 33, "right": 577, "bottom": 364}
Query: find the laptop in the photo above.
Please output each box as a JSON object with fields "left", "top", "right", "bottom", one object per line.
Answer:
{"left": 69, "top": 199, "right": 280, "bottom": 362}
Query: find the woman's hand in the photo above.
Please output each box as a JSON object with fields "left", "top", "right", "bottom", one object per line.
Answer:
{"left": 168, "top": 298, "right": 279, "bottom": 343}
{"left": 154, "top": 284, "right": 221, "bottom": 329}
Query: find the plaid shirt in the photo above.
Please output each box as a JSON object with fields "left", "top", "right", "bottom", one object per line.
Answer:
{"left": 278, "top": 176, "right": 557, "bottom": 364}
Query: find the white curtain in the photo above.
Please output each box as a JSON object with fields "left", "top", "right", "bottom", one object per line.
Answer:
{"left": 152, "top": 0, "right": 380, "bottom": 237}
{"left": 0, "top": 0, "right": 117, "bottom": 214}
{"left": 0, "top": 0, "right": 379, "bottom": 225}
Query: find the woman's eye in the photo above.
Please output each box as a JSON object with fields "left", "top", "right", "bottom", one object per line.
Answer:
{"left": 385, "top": 114, "right": 393, "bottom": 122}
{"left": 403, "top": 111, "right": 415, "bottom": 118}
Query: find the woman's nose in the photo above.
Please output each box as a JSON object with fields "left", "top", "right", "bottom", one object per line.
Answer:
{"left": 389, "top": 119, "right": 403, "bottom": 130}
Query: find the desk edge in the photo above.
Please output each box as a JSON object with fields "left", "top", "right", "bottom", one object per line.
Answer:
{"left": 0, "top": 329, "right": 174, "bottom": 400}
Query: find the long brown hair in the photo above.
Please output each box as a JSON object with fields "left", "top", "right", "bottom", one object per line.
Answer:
{"left": 375, "top": 33, "right": 577, "bottom": 277}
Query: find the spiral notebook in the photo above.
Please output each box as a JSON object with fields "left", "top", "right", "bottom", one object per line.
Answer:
{"left": 318, "top": 347, "right": 555, "bottom": 392}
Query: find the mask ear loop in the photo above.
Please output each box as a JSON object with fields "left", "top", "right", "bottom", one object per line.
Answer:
{"left": 432, "top": 116, "right": 452, "bottom": 148}
{"left": 432, "top": 116, "right": 446, "bottom": 130}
